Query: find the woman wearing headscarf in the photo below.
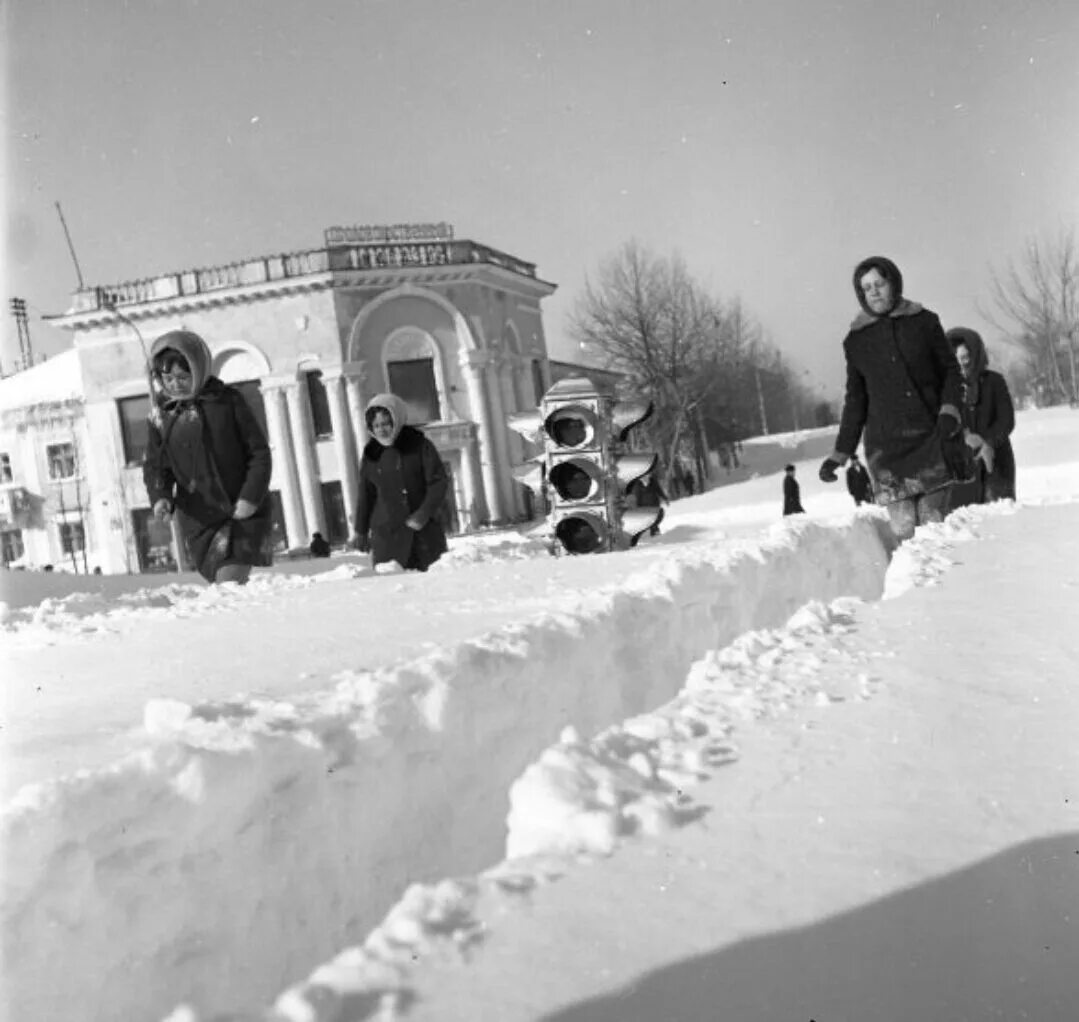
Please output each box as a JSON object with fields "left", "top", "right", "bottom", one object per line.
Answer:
{"left": 143, "top": 330, "right": 273, "bottom": 584}
{"left": 947, "top": 326, "right": 1017, "bottom": 503}
{"left": 818, "top": 256, "right": 967, "bottom": 540}
{"left": 352, "top": 393, "right": 449, "bottom": 571}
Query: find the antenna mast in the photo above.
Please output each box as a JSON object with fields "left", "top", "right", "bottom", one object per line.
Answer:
{"left": 55, "top": 201, "right": 86, "bottom": 290}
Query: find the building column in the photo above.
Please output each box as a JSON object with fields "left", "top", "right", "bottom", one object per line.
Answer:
{"left": 343, "top": 361, "right": 369, "bottom": 462}
{"left": 284, "top": 378, "right": 326, "bottom": 539}
{"left": 323, "top": 369, "right": 359, "bottom": 531}
{"left": 262, "top": 380, "right": 306, "bottom": 548}
{"left": 485, "top": 355, "right": 515, "bottom": 520}
{"left": 498, "top": 362, "right": 526, "bottom": 518}
{"left": 459, "top": 350, "right": 501, "bottom": 523}
{"left": 458, "top": 431, "right": 481, "bottom": 533}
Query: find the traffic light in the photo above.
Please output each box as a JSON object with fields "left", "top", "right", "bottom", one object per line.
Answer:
{"left": 508, "top": 376, "right": 663, "bottom": 554}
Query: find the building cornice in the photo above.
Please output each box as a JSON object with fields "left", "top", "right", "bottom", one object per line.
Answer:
{"left": 49, "top": 276, "right": 335, "bottom": 333}
{"left": 45, "top": 237, "right": 556, "bottom": 334}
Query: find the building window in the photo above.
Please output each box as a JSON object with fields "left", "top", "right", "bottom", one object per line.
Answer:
{"left": 118, "top": 395, "right": 151, "bottom": 466}
{"left": 388, "top": 358, "right": 441, "bottom": 424}
{"left": 1, "top": 529, "right": 23, "bottom": 565}
{"left": 59, "top": 521, "right": 86, "bottom": 554}
{"left": 0, "top": 452, "right": 12, "bottom": 483}
{"left": 306, "top": 371, "right": 333, "bottom": 438}
{"left": 46, "top": 442, "right": 77, "bottom": 480}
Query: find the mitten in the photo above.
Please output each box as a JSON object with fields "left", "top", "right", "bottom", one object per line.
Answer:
{"left": 936, "top": 411, "right": 962, "bottom": 440}
{"left": 819, "top": 458, "right": 841, "bottom": 483}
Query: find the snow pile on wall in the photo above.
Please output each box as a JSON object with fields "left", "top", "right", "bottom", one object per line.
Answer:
{"left": 3, "top": 515, "right": 895, "bottom": 1022}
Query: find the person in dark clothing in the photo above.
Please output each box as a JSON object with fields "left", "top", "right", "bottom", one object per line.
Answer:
{"left": 629, "top": 471, "right": 669, "bottom": 536}
{"left": 947, "top": 326, "right": 1017, "bottom": 504}
{"left": 818, "top": 256, "right": 966, "bottom": 541}
{"left": 352, "top": 394, "right": 449, "bottom": 572}
{"left": 309, "top": 532, "right": 331, "bottom": 558}
{"left": 845, "top": 452, "right": 873, "bottom": 506}
{"left": 782, "top": 464, "right": 805, "bottom": 516}
{"left": 143, "top": 331, "right": 273, "bottom": 584}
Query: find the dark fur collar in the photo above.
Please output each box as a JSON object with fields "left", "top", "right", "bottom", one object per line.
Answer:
{"left": 850, "top": 299, "right": 924, "bottom": 332}
{"left": 363, "top": 424, "right": 425, "bottom": 461}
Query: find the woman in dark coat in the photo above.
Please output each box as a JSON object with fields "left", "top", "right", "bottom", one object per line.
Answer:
{"left": 143, "top": 330, "right": 273, "bottom": 584}
{"left": 352, "top": 393, "right": 448, "bottom": 571}
{"left": 818, "top": 256, "right": 966, "bottom": 540}
{"left": 947, "top": 326, "right": 1017, "bottom": 503}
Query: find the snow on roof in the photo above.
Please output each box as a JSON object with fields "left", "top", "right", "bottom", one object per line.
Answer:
{"left": 0, "top": 349, "right": 84, "bottom": 413}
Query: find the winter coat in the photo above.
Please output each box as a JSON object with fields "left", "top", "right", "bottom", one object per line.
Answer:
{"left": 143, "top": 331, "right": 273, "bottom": 581}
{"left": 947, "top": 327, "right": 1017, "bottom": 502}
{"left": 846, "top": 461, "right": 872, "bottom": 504}
{"left": 832, "top": 259, "right": 963, "bottom": 505}
{"left": 354, "top": 394, "right": 449, "bottom": 571}
{"left": 782, "top": 474, "right": 805, "bottom": 515}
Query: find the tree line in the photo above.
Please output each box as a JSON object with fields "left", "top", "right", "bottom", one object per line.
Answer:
{"left": 568, "top": 241, "right": 829, "bottom": 487}
{"left": 986, "top": 228, "right": 1079, "bottom": 408}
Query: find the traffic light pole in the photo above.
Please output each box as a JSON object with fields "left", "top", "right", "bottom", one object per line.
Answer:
{"left": 508, "top": 376, "right": 663, "bottom": 554}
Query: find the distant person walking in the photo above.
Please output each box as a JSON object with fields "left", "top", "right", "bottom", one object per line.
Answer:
{"left": 352, "top": 394, "right": 449, "bottom": 572}
{"left": 782, "top": 464, "right": 805, "bottom": 516}
{"left": 947, "top": 326, "right": 1017, "bottom": 504}
{"left": 309, "top": 532, "right": 331, "bottom": 558}
{"left": 818, "top": 256, "right": 966, "bottom": 540}
{"left": 845, "top": 452, "right": 873, "bottom": 506}
{"left": 143, "top": 330, "right": 273, "bottom": 584}
{"left": 629, "top": 471, "right": 669, "bottom": 536}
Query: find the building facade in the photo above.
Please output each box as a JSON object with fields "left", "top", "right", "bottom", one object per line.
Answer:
{"left": 7, "top": 224, "right": 557, "bottom": 574}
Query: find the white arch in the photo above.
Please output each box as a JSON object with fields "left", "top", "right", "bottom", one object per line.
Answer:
{"left": 344, "top": 283, "right": 477, "bottom": 363}
{"left": 500, "top": 320, "right": 523, "bottom": 356}
{"left": 211, "top": 340, "right": 273, "bottom": 381}
{"left": 381, "top": 326, "right": 450, "bottom": 424}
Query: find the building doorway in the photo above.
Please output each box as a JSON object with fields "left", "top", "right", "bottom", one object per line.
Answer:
{"left": 320, "top": 481, "right": 349, "bottom": 544}
{"left": 132, "top": 508, "right": 178, "bottom": 573}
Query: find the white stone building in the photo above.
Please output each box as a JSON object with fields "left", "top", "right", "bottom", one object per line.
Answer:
{"left": 5, "top": 224, "right": 558, "bottom": 574}
{"left": 0, "top": 350, "right": 100, "bottom": 571}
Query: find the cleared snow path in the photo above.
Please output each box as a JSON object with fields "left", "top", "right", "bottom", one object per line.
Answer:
{"left": 263, "top": 502, "right": 1079, "bottom": 1022}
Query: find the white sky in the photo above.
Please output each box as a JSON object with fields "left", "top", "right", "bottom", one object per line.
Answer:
{"left": 5, "top": 1, "right": 1078, "bottom": 392}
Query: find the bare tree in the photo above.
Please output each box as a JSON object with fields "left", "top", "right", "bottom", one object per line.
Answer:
{"left": 986, "top": 229, "right": 1078, "bottom": 406}
{"left": 569, "top": 242, "right": 728, "bottom": 483}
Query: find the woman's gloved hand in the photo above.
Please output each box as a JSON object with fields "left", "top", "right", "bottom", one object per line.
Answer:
{"left": 233, "top": 498, "right": 258, "bottom": 520}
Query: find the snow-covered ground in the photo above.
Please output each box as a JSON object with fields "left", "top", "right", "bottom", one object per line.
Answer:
{"left": 2, "top": 407, "right": 1078, "bottom": 1022}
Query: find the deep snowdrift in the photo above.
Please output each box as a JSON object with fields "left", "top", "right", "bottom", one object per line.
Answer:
{"left": 3, "top": 515, "right": 895, "bottom": 1022}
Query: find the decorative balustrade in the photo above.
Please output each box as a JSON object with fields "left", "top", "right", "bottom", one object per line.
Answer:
{"left": 70, "top": 240, "right": 537, "bottom": 313}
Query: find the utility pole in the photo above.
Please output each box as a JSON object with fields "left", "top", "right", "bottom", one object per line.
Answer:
{"left": 55, "top": 201, "right": 86, "bottom": 290}
{"left": 9, "top": 297, "right": 34, "bottom": 370}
